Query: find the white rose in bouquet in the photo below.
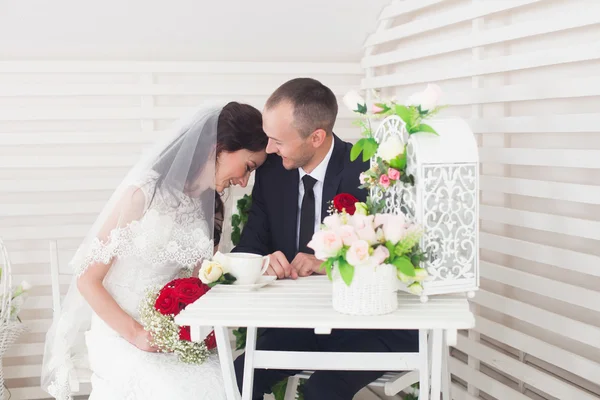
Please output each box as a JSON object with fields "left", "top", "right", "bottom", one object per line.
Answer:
{"left": 198, "top": 260, "right": 224, "bottom": 284}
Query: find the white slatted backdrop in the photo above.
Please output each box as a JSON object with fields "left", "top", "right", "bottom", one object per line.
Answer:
{"left": 363, "top": 0, "right": 600, "bottom": 399}
{"left": 0, "top": 61, "right": 362, "bottom": 399}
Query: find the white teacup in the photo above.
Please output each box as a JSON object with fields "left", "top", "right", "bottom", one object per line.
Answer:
{"left": 220, "top": 252, "right": 270, "bottom": 285}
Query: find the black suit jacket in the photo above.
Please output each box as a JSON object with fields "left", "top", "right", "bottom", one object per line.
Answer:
{"left": 232, "top": 134, "right": 369, "bottom": 262}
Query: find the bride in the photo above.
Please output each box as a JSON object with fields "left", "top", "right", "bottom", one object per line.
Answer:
{"left": 41, "top": 102, "right": 268, "bottom": 399}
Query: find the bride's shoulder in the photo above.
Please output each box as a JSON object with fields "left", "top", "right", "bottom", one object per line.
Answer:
{"left": 119, "top": 171, "right": 160, "bottom": 214}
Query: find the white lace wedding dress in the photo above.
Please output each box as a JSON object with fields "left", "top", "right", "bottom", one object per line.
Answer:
{"left": 80, "top": 175, "right": 226, "bottom": 400}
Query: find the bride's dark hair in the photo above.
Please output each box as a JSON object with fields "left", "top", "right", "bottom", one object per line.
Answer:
{"left": 150, "top": 101, "right": 267, "bottom": 246}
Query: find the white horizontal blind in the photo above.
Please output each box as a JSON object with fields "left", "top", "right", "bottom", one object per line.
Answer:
{"left": 364, "top": 0, "right": 600, "bottom": 399}
{"left": 0, "top": 61, "right": 362, "bottom": 399}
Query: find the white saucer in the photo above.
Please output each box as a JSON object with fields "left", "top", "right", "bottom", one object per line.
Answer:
{"left": 224, "top": 275, "right": 277, "bottom": 291}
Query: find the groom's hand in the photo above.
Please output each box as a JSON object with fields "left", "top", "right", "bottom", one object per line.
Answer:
{"left": 291, "top": 253, "right": 325, "bottom": 277}
{"left": 266, "top": 251, "right": 298, "bottom": 279}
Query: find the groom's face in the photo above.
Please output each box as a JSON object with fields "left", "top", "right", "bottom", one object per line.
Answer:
{"left": 263, "top": 101, "right": 315, "bottom": 170}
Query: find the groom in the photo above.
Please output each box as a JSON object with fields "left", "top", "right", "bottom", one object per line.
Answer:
{"left": 232, "top": 78, "right": 418, "bottom": 399}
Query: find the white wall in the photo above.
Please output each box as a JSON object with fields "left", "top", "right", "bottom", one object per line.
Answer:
{"left": 0, "top": 61, "right": 363, "bottom": 399}
{"left": 363, "top": 0, "right": 600, "bottom": 399}
{"left": 0, "top": 0, "right": 388, "bottom": 62}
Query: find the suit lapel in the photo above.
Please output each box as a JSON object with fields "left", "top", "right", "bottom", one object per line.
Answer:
{"left": 321, "top": 135, "right": 346, "bottom": 221}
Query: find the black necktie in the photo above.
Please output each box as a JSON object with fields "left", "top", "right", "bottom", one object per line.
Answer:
{"left": 298, "top": 175, "right": 317, "bottom": 254}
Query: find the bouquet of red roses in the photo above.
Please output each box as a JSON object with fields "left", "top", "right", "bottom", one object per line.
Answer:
{"left": 139, "top": 277, "right": 217, "bottom": 364}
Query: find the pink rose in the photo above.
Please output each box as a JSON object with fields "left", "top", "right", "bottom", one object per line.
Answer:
{"left": 379, "top": 174, "right": 390, "bottom": 188}
{"left": 308, "top": 230, "right": 343, "bottom": 260}
{"left": 336, "top": 225, "right": 359, "bottom": 247}
{"left": 388, "top": 168, "right": 400, "bottom": 181}
{"left": 359, "top": 173, "right": 367, "bottom": 185}
{"left": 372, "top": 246, "right": 390, "bottom": 264}
{"left": 372, "top": 104, "right": 384, "bottom": 114}
{"left": 345, "top": 240, "right": 371, "bottom": 267}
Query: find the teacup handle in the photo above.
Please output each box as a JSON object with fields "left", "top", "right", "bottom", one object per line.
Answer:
{"left": 260, "top": 255, "right": 270, "bottom": 275}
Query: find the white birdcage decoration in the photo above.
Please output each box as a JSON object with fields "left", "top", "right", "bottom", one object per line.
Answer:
{"left": 371, "top": 115, "right": 480, "bottom": 302}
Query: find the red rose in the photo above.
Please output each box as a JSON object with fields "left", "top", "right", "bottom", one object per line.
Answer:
{"left": 179, "top": 326, "right": 191, "bottom": 341}
{"left": 333, "top": 193, "right": 359, "bottom": 215}
{"left": 154, "top": 287, "right": 180, "bottom": 316}
{"left": 204, "top": 331, "right": 217, "bottom": 350}
{"left": 172, "top": 278, "right": 210, "bottom": 307}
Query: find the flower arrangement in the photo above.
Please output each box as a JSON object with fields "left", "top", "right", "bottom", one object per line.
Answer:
{"left": 139, "top": 277, "right": 217, "bottom": 364}
{"left": 0, "top": 266, "right": 32, "bottom": 322}
{"left": 344, "top": 83, "right": 445, "bottom": 191}
{"left": 309, "top": 194, "right": 429, "bottom": 295}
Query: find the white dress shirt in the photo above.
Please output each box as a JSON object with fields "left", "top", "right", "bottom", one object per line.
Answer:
{"left": 296, "top": 139, "right": 335, "bottom": 250}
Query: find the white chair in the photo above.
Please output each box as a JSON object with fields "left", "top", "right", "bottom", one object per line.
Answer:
{"left": 48, "top": 240, "right": 92, "bottom": 394}
{"left": 284, "top": 370, "right": 419, "bottom": 399}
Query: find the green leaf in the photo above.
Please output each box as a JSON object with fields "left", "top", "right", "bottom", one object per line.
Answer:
{"left": 374, "top": 103, "right": 391, "bottom": 114}
{"left": 394, "top": 104, "right": 411, "bottom": 124}
{"left": 321, "top": 259, "right": 334, "bottom": 281}
{"left": 388, "top": 153, "right": 407, "bottom": 170}
{"left": 392, "top": 256, "right": 416, "bottom": 277}
{"left": 338, "top": 258, "right": 355, "bottom": 286}
{"left": 271, "top": 379, "right": 288, "bottom": 400}
{"left": 362, "top": 138, "right": 379, "bottom": 161}
{"left": 350, "top": 138, "right": 365, "bottom": 161}
{"left": 413, "top": 123, "right": 438, "bottom": 135}
{"left": 385, "top": 240, "right": 396, "bottom": 257}
{"left": 411, "top": 254, "right": 421, "bottom": 267}
{"left": 356, "top": 103, "right": 367, "bottom": 114}
{"left": 221, "top": 273, "right": 237, "bottom": 285}
{"left": 232, "top": 327, "right": 247, "bottom": 350}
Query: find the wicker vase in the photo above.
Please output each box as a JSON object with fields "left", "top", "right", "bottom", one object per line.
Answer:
{"left": 332, "top": 263, "right": 398, "bottom": 316}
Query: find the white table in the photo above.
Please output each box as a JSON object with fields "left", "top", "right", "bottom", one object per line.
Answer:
{"left": 175, "top": 276, "right": 475, "bottom": 400}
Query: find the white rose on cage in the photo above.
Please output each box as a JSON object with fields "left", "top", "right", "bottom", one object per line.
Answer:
{"left": 408, "top": 83, "right": 442, "bottom": 112}
{"left": 342, "top": 90, "right": 366, "bottom": 113}
{"left": 377, "top": 135, "right": 404, "bottom": 162}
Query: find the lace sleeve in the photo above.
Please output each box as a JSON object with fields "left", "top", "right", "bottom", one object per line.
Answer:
{"left": 70, "top": 181, "right": 152, "bottom": 276}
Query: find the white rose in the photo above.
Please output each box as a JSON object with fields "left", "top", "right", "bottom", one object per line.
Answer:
{"left": 345, "top": 240, "right": 371, "bottom": 267}
{"left": 407, "top": 282, "right": 424, "bottom": 295}
{"left": 212, "top": 251, "right": 229, "bottom": 273}
{"left": 308, "top": 230, "right": 343, "bottom": 260}
{"left": 20, "top": 281, "right": 32, "bottom": 291}
{"left": 413, "top": 268, "right": 428, "bottom": 282}
{"left": 323, "top": 214, "right": 343, "bottom": 230}
{"left": 408, "top": 83, "right": 442, "bottom": 112}
{"left": 336, "top": 225, "right": 359, "bottom": 247}
{"left": 383, "top": 214, "right": 408, "bottom": 244}
{"left": 377, "top": 135, "right": 405, "bottom": 162}
{"left": 343, "top": 90, "right": 366, "bottom": 113}
{"left": 198, "top": 260, "right": 224, "bottom": 284}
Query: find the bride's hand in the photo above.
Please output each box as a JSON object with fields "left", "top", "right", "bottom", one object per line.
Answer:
{"left": 132, "top": 327, "right": 160, "bottom": 353}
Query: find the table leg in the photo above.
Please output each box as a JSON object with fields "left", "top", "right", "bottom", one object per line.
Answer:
{"left": 214, "top": 326, "right": 241, "bottom": 400}
{"left": 242, "top": 327, "right": 258, "bottom": 400}
{"left": 442, "top": 331, "right": 452, "bottom": 400}
{"left": 419, "top": 329, "right": 429, "bottom": 400}
{"left": 430, "top": 329, "right": 444, "bottom": 400}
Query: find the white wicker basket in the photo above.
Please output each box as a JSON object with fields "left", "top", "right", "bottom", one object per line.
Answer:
{"left": 331, "top": 263, "right": 398, "bottom": 316}
{"left": 0, "top": 238, "right": 29, "bottom": 397}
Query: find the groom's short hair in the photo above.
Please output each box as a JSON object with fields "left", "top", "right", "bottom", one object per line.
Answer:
{"left": 265, "top": 78, "right": 338, "bottom": 138}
